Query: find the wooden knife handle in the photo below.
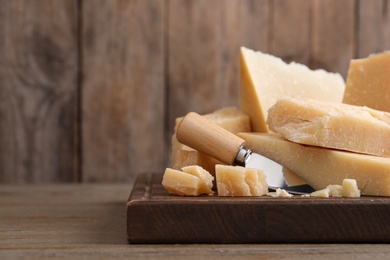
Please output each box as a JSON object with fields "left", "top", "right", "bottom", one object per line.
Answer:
{"left": 176, "top": 112, "right": 246, "bottom": 165}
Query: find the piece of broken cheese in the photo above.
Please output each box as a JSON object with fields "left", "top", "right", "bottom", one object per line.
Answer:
{"left": 327, "top": 184, "right": 343, "bottom": 198}
{"left": 181, "top": 165, "right": 214, "bottom": 191}
{"left": 240, "top": 47, "right": 345, "bottom": 132}
{"left": 267, "top": 97, "right": 390, "bottom": 157}
{"left": 342, "top": 179, "right": 361, "bottom": 198}
{"left": 310, "top": 188, "right": 330, "bottom": 198}
{"left": 310, "top": 179, "right": 360, "bottom": 198}
{"left": 267, "top": 188, "right": 293, "bottom": 198}
{"left": 237, "top": 132, "right": 390, "bottom": 196}
{"left": 215, "top": 164, "right": 268, "bottom": 196}
{"left": 162, "top": 166, "right": 214, "bottom": 196}
{"left": 343, "top": 51, "right": 390, "bottom": 112}
{"left": 171, "top": 107, "right": 250, "bottom": 175}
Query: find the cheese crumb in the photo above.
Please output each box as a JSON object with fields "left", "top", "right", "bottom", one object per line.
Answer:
{"left": 267, "top": 188, "right": 293, "bottom": 198}
{"left": 310, "top": 188, "right": 330, "bottom": 198}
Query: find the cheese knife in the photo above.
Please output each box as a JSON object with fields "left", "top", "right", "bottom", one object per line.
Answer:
{"left": 176, "top": 112, "right": 315, "bottom": 195}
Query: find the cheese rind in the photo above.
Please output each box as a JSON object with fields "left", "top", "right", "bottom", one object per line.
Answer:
{"left": 343, "top": 51, "right": 390, "bottom": 112}
{"left": 240, "top": 47, "right": 345, "bottom": 132}
{"left": 238, "top": 132, "right": 390, "bottom": 196}
{"left": 162, "top": 168, "right": 213, "bottom": 196}
{"left": 216, "top": 165, "right": 268, "bottom": 196}
{"left": 267, "top": 97, "right": 390, "bottom": 157}
{"left": 171, "top": 107, "right": 250, "bottom": 174}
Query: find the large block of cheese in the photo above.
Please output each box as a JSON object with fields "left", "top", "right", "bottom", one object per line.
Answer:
{"left": 267, "top": 97, "right": 390, "bottom": 157}
{"left": 343, "top": 51, "right": 390, "bottom": 112}
{"left": 216, "top": 164, "right": 268, "bottom": 196}
{"left": 238, "top": 132, "right": 390, "bottom": 196}
{"left": 240, "top": 47, "right": 345, "bottom": 132}
{"left": 171, "top": 107, "right": 250, "bottom": 174}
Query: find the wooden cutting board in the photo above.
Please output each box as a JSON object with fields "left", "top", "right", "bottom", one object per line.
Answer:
{"left": 127, "top": 173, "right": 390, "bottom": 244}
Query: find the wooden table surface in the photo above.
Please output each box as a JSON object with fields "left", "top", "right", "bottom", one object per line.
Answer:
{"left": 1, "top": 183, "right": 390, "bottom": 259}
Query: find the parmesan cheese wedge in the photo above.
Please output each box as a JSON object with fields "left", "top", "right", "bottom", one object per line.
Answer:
{"left": 343, "top": 51, "right": 390, "bottom": 112}
{"left": 238, "top": 132, "right": 390, "bottom": 196}
{"left": 267, "top": 97, "right": 390, "bottom": 157}
{"left": 240, "top": 47, "right": 345, "bottom": 132}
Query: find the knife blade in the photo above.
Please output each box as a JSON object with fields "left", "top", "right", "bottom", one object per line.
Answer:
{"left": 176, "top": 112, "right": 315, "bottom": 195}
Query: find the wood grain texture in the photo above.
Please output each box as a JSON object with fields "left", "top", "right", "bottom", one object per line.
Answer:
{"left": 0, "top": 0, "right": 79, "bottom": 183}
{"left": 357, "top": 0, "right": 390, "bottom": 57}
{"left": 269, "top": 0, "right": 312, "bottom": 65}
{"left": 167, "top": 0, "right": 270, "bottom": 134}
{"left": 2, "top": 184, "right": 390, "bottom": 258}
{"left": 128, "top": 173, "right": 390, "bottom": 244}
{"left": 81, "top": 0, "right": 165, "bottom": 182}
{"left": 311, "top": 0, "right": 355, "bottom": 78}
{"left": 0, "top": 184, "right": 130, "bottom": 252}
{"left": 1, "top": 1, "right": 390, "bottom": 183}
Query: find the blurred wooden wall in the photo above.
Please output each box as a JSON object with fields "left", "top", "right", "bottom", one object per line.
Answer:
{"left": 1, "top": 0, "right": 389, "bottom": 183}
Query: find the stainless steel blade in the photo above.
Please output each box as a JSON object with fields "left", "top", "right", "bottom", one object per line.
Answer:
{"left": 246, "top": 152, "right": 315, "bottom": 195}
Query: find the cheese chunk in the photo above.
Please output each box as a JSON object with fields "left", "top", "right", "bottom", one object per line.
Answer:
{"left": 171, "top": 107, "right": 250, "bottom": 174}
{"left": 343, "top": 51, "right": 390, "bottom": 112}
{"left": 240, "top": 47, "right": 345, "bottom": 132}
{"left": 238, "top": 133, "right": 390, "bottom": 196}
{"left": 309, "top": 180, "right": 360, "bottom": 198}
{"left": 310, "top": 184, "right": 343, "bottom": 198}
{"left": 310, "top": 188, "right": 330, "bottom": 198}
{"left": 328, "top": 185, "right": 343, "bottom": 197}
{"left": 162, "top": 168, "right": 213, "bottom": 196}
{"left": 342, "top": 179, "right": 361, "bottom": 198}
{"left": 267, "top": 97, "right": 390, "bottom": 157}
{"left": 267, "top": 188, "right": 293, "bottom": 198}
{"left": 216, "top": 165, "right": 268, "bottom": 196}
{"left": 181, "top": 165, "right": 214, "bottom": 191}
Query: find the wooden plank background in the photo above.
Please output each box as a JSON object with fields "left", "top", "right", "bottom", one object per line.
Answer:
{"left": 1, "top": 0, "right": 389, "bottom": 183}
